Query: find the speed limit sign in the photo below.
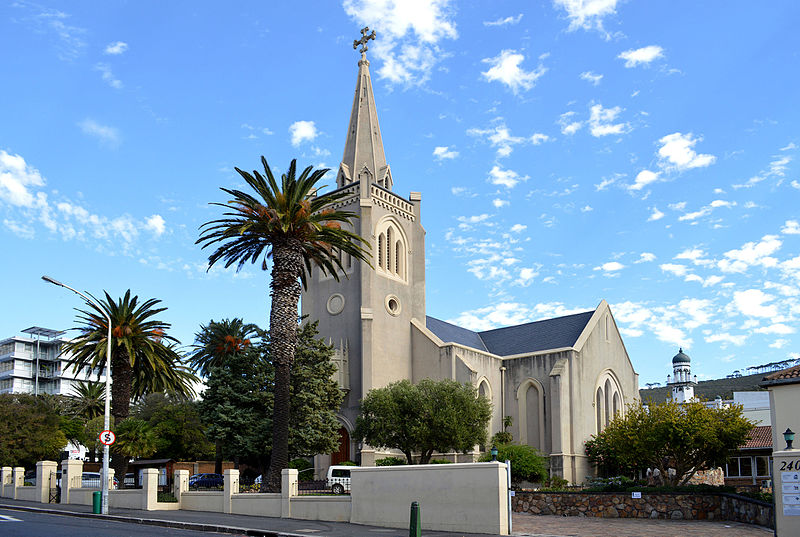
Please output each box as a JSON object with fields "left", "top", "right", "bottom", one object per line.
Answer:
{"left": 99, "top": 430, "right": 116, "bottom": 446}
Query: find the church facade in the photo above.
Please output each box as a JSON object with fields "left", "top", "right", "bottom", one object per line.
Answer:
{"left": 302, "top": 33, "right": 639, "bottom": 483}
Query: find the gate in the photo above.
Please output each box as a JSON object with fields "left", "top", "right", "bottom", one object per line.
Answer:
{"left": 49, "top": 470, "right": 60, "bottom": 503}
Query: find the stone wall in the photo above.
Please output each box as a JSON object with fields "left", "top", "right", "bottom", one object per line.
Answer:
{"left": 512, "top": 491, "right": 772, "bottom": 528}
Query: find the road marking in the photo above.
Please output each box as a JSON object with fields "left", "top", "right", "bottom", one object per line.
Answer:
{"left": 0, "top": 514, "right": 22, "bottom": 522}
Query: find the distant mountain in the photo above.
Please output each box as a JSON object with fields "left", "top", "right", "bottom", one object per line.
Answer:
{"left": 639, "top": 372, "right": 766, "bottom": 403}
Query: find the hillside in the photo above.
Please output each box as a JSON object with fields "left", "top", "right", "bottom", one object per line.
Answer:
{"left": 639, "top": 372, "right": 766, "bottom": 403}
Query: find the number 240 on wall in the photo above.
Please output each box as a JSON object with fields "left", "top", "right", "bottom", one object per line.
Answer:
{"left": 780, "top": 460, "right": 800, "bottom": 471}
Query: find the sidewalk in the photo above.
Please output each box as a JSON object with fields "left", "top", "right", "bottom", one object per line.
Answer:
{"left": 0, "top": 498, "right": 774, "bottom": 537}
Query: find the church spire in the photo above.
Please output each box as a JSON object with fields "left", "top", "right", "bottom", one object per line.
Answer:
{"left": 336, "top": 27, "right": 392, "bottom": 190}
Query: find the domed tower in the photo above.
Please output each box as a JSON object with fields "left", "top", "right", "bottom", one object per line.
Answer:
{"left": 666, "top": 348, "right": 697, "bottom": 403}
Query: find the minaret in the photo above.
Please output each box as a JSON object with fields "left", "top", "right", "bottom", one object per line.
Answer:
{"left": 336, "top": 27, "right": 393, "bottom": 191}
{"left": 667, "top": 348, "right": 696, "bottom": 403}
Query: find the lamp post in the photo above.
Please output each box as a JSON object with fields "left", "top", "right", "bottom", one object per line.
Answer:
{"left": 784, "top": 428, "right": 795, "bottom": 450}
{"left": 491, "top": 445, "right": 499, "bottom": 462}
{"left": 42, "top": 276, "right": 112, "bottom": 515}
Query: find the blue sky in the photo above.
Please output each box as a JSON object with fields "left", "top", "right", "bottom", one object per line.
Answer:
{"left": 2, "top": 1, "right": 799, "bottom": 387}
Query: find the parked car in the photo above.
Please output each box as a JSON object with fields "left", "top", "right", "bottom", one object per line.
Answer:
{"left": 188, "top": 473, "right": 224, "bottom": 489}
{"left": 80, "top": 471, "right": 118, "bottom": 489}
{"left": 326, "top": 466, "right": 351, "bottom": 494}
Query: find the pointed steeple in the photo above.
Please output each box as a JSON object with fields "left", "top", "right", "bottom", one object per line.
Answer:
{"left": 337, "top": 27, "right": 392, "bottom": 190}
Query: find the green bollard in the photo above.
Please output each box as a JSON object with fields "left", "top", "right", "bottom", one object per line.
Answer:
{"left": 409, "top": 501, "right": 421, "bottom": 537}
{"left": 92, "top": 491, "right": 102, "bottom": 514}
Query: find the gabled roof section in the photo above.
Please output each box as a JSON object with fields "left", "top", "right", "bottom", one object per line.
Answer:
{"left": 338, "top": 51, "right": 388, "bottom": 189}
{"left": 425, "top": 316, "right": 488, "bottom": 352}
{"left": 426, "top": 310, "right": 595, "bottom": 357}
{"left": 479, "top": 311, "right": 595, "bottom": 356}
{"left": 762, "top": 363, "right": 800, "bottom": 386}
{"left": 740, "top": 425, "right": 772, "bottom": 450}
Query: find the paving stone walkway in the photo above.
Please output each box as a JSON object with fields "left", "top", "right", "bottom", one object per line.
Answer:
{"left": 512, "top": 513, "right": 773, "bottom": 537}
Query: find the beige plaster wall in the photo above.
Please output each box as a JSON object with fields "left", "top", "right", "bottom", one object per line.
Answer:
{"left": 230, "top": 493, "right": 282, "bottom": 517}
{"left": 109, "top": 489, "right": 144, "bottom": 509}
{"left": 349, "top": 462, "right": 509, "bottom": 535}
{"left": 15, "top": 486, "right": 37, "bottom": 502}
{"left": 180, "top": 491, "right": 224, "bottom": 512}
{"left": 290, "top": 496, "right": 351, "bottom": 522}
{"left": 768, "top": 383, "right": 800, "bottom": 450}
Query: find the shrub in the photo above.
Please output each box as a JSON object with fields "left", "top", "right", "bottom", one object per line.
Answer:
{"left": 429, "top": 459, "right": 453, "bottom": 464}
{"left": 288, "top": 458, "right": 314, "bottom": 481}
{"left": 478, "top": 443, "right": 547, "bottom": 483}
{"left": 540, "top": 475, "right": 570, "bottom": 491}
{"left": 376, "top": 456, "right": 406, "bottom": 466}
{"left": 339, "top": 460, "right": 358, "bottom": 466}
{"left": 491, "top": 431, "right": 513, "bottom": 445}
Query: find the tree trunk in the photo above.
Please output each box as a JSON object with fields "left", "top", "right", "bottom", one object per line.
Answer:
{"left": 110, "top": 348, "right": 133, "bottom": 483}
{"left": 214, "top": 440, "right": 223, "bottom": 475}
{"left": 264, "top": 243, "right": 302, "bottom": 492}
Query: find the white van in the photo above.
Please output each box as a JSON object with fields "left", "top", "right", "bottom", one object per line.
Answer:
{"left": 326, "top": 465, "right": 352, "bottom": 494}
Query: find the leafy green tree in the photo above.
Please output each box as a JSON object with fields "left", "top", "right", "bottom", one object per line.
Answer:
{"left": 114, "top": 418, "right": 157, "bottom": 460}
{"left": 0, "top": 394, "right": 68, "bottom": 467}
{"left": 197, "top": 157, "right": 370, "bottom": 491}
{"left": 132, "top": 393, "right": 214, "bottom": 461}
{"left": 478, "top": 443, "right": 548, "bottom": 483}
{"left": 69, "top": 381, "right": 106, "bottom": 421}
{"left": 355, "top": 379, "right": 492, "bottom": 464}
{"left": 585, "top": 398, "right": 753, "bottom": 485}
{"left": 62, "top": 290, "right": 198, "bottom": 479}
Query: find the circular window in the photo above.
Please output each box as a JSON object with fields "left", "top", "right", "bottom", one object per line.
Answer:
{"left": 385, "top": 294, "right": 401, "bottom": 316}
{"left": 326, "top": 293, "right": 345, "bottom": 315}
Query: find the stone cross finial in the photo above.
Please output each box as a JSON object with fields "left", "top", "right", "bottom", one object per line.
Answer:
{"left": 353, "top": 27, "right": 377, "bottom": 54}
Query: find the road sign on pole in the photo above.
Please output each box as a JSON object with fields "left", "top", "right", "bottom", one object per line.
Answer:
{"left": 99, "top": 430, "right": 116, "bottom": 446}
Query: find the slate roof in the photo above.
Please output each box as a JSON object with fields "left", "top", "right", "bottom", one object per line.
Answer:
{"left": 762, "top": 364, "right": 800, "bottom": 386}
{"left": 740, "top": 425, "right": 773, "bottom": 450}
{"left": 425, "top": 310, "right": 595, "bottom": 357}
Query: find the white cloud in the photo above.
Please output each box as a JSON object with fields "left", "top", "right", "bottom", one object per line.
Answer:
{"left": 553, "top": 0, "right": 620, "bottom": 34}
{"left": 3, "top": 218, "right": 35, "bottom": 239}
{"left": 481, "top": 50, "right": 547, "bottom": 94}
{"left": 433, "top": 146, "right": 459, "bottom": 160}
{"left": 289, "top": 120, "right": 318, "bottom": 146}
{"left": 95, "top": 63, "right": 122, "bottom": 89}
{"left": 675, "top": 248, "right": 712, "bottom": 265}
{"left": 492, "top": 199, "right": 509, "bottom": 208}
{"left": 636, "top": 252, "right": 656, "bottom": 263}
{"left": 558, "top": 111, "right": 583, "bottom": 135}
{"left": 468, "top": 123, "right": 547, "bottom": 157}
{"left": 510, "top": 224, "right": 527, "bottom": 233}
{"left": 104, "top": 41, "right": 128, "bottom": 55}
{"left": 734, "top": 154, "right": 793, "bottom": 189}
{"left": 488, "top": 165, "right": 528, "bottom": 188}
{"left": 343, "top": 0, "right": 458, "bottom": 85}
{"left": 678, "top": 298, "right": 713, "bottom": 330}
{"left": 0, "top": 150, "right": 46, "bottom": 208}
{"left": 754, "top": 323, "right": 795, "bottom": 335}
{"left": 595, "top": 261, "right": 625, "bottom": 272}
{"left": 517, "top": 267, "right": 538, "bottom": 286}
{"left": 630, "top": 170, "right": 660, "bottom": 191}
{"left": 657, "top": 133, "right": 716, "bottom": 171}
{"left": 79, "top": 119, "right": 120, "bottom": 147}
{"left": 781, "top": 220, "right": 800, "bottom": 234}
{"left": 647, "top": 206, "right": 665, "bottom": 221}
{"left": 580, "top": 71, "right": 603, "bottom": 85}
{"left": 705, "top": 333, "right": 747, "bottom": 346}
{"left": 770, "top": 339, "right": 790, "bottom": 349}
{"left": 144, "top": 214, "right": 166, "bottom": 236}
{"left": 732, "top": 289, "right": 778, "bottom": 318}
{"left": 588, "top": 103, "right": 630, "bottom": 137}
{"left": 718, "top": 235, "right": 781, "bottom": 273}
{"left": 580, "top": 205, "right": 593, "bottom": 212}
{"left": 450, "top": 301, "right": 587, "bottom": 331}
{"left": 618, "top": 45, "right": 664, "bottom": 67}
{"left": 484, "top": 14, "right": 523, "bottom": 26}
{"left": 660, "top": 263, "right": 688, "bottom": 277}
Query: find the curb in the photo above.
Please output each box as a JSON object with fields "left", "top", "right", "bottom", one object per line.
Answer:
{"left": 0, "top": 503, "right": 310, "bottom": 537}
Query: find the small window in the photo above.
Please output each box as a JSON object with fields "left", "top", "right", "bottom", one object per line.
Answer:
{"left": 756, "top": 456, "right": 770, "bottom": 477}
{"left": 332, "top": 469, "right": 350, "bottom": 478}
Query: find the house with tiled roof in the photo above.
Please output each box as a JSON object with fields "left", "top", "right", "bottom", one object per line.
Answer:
{"left": 761, "top": 364, "right": 800, "bottom": 457}
{"left": 302, "top": 38, "right": 639, "bottom": 484}
{"left": 725, "top": 424, "right": 773, "bottom": 490}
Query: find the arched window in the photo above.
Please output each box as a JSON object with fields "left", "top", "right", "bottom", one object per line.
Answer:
{"left": 374, "top": 217, "right": 408, "bottom": 283}
{"left": 604, "top": 379, "right": 612, "bottom": 427}
{"left": 378, "top": 233, "right": 385, "bottom": 269}
{"left": 596, "top": 370, "right": 624, "bottom": 433}
{"left": 516, "top": 379, "right": 545, "bottom": 451}
{"left": 386, "top": 227, "right": 394, "bottom": 273}
{"left": 613, "top": 391, "right": 620, "bottom": 417}
{"left": 596, "top": 387, "right": 604, "bottom": 434}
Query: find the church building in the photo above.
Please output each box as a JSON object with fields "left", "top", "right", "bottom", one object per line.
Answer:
{"left": 302, "top": 29, "right": 640, "bottom": 484}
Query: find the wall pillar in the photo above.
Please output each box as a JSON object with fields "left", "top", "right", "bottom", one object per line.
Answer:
{"left": 35, "top": 461, "right": 57, "bottom": 503}
{"left": 1, "top": 467, "right": 11, "bottom": 498}
{"left": 773, "top": 449, "right": 800, "bottom": 537}
{"left": 141, "top": 468, "right": 158, "bottom": 510}
{"left": 60, "top": 459, "right": 83, "bottom": 504}
{"left": 173, "top": 470, "right": 188, "bottom": 507}
{"left": 12, "top": 467, "right": 24, "bottom": 499}
{"left": 223, "top": 469, "right": 238, "bottom": 514}
{"left": 281, "top": 468, "right": 298, "bottom": 518}
{"left": 107, "top": 468, "right": 115, "bottom": 493}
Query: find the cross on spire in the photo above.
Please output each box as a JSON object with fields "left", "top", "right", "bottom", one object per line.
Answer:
{"left": 353, "top": 27, "right": 376, "bottom": 54}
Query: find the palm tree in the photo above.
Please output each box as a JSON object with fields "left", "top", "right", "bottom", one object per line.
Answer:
{"left": 70, "top": 381, "right": 106, "bottom": 421}
{"left": 197, "top": 157, "right": 370, "bottom": 492}
{"left": 189, "top": 318, "right": 259, "bottom": 377}
{"left": 62, "top": 290, "right": 197, "bottom": 480}
{"left": 189, "top": 318, "right": 260, "bottom": 473}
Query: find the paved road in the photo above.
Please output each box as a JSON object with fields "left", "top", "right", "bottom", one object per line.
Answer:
{"left": 0, "top": 508, "right": 225, "bottom": 537}
{"left": 512, "top": 513, "right": 774, "bottom": 537}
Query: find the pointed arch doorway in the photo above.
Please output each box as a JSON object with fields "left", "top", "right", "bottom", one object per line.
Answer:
{"left": 331, "top": 427, "right": 350, "bottom": 465}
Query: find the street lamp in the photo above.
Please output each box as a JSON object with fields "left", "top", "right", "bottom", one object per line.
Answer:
{"left": 784, "top": 428, "right": 795, "bottom": 450}
{"left": 42, "top": 276, "right": 112, "bottom": 515}
{"left": 491, "top": 445, "right": 499, "bottom": 462}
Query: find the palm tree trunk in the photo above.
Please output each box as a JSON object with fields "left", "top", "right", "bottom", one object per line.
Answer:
{"left": 215, "top": 440, "right": 223, "bottom": 475}
{"left": 265, "top": 243, "right": 302, "bottom": 492}
{"left": 110, "top": 348, "right": 134, "bottom": 483}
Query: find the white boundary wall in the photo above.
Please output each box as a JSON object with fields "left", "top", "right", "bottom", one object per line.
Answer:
{"left": 7, "top": 461, "right": 509, "bottom": 535}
